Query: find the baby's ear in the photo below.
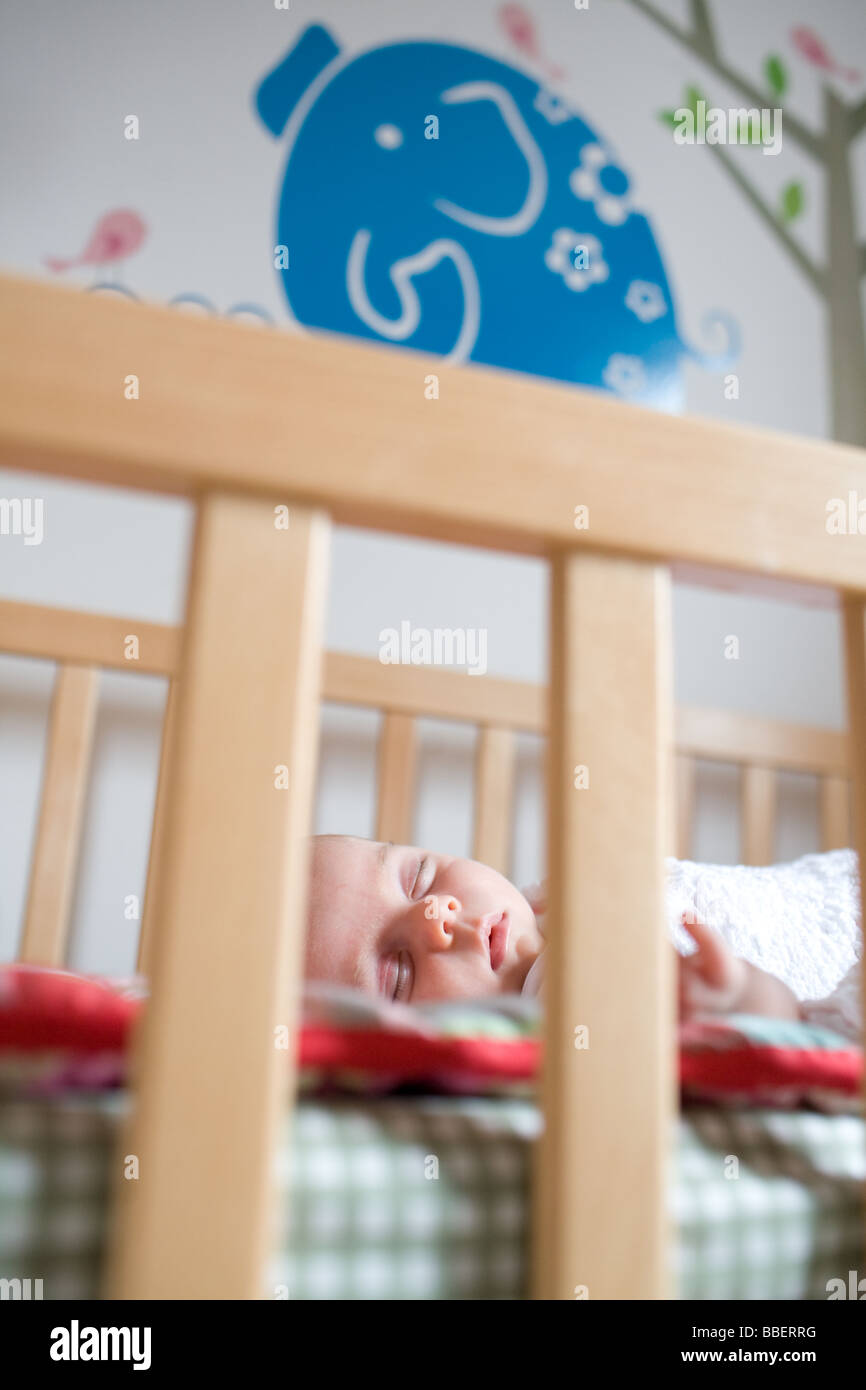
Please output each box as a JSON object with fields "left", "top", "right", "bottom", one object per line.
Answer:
{"left": 681, "top": 917, "right": 729, "bottom": 988}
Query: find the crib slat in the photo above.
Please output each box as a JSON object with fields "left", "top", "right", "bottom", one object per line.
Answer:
{"left": 137, "top": 681, "right": 178, "bottom": 978}
{"left": 473, "top": 726, "right": 515, "bottom": 875}
{"left": 819, "top": 774, "right": 850, "bottom": 851}
{"left": 20, "top": 663, "right": 99, "bottom": 966}
{"left": 533, "top": 553, "right": 674, "bottom": 1301}
{"left": 108, "top": 496, "right": 329, "bottom": 1299}
{"left": 675, "top": 753, "right": 696, "bottom": 860}
{"left": 375, "top": 712, "right": 417, "bottom": 844}
{"left": 740, "top": 764, "right": 776, "bottom": 865}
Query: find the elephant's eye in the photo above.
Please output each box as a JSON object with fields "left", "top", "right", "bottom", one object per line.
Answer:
{"left": 374, "top": 124, "right": 403, "bottom": 150}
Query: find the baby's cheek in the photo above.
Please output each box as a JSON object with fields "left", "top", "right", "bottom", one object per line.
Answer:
{"left": 419, "top": 955, "right": 496, "bottom": 1003}
{"left": 304, "top": 919, "right": 344, "bottom": 984}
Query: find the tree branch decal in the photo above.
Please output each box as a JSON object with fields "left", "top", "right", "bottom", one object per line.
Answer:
{"left": 689, "top": 0, "right": 716, "bottom": 61}
{"left": 621, "top": 0, "right": 866, "bottom": 444}
{"left": 703, "top": 143, "right": 825, "bottom": 295}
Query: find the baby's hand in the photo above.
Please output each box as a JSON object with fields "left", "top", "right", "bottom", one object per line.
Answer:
{"left": 677, "top": 916, "right": 748, "bottom": 1020}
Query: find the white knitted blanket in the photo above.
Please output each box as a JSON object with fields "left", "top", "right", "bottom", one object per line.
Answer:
{"left": 667, "top": 850, "right": 861, "bottom": 1040}
{"left": 523, "top": 850, "right": 863, "bottom": 1041}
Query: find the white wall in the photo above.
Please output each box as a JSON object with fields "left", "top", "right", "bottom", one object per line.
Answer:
{"left": 1, "top": 0, "right": 862, "bottom": 974}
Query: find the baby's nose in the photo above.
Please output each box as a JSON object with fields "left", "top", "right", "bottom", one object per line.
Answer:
{"left": 422, "top": 894, "right": 463, "bottom": 950}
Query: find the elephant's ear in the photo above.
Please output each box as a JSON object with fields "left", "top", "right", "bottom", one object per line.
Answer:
{"left": 254, "top": 24, "right": 341, "bottom": 138}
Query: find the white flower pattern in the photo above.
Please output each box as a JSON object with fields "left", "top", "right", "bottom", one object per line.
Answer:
{"left": 602, "top": 353, "right": 646, "bottom": 397}
{"left": 545, "top": 228, "right": 609, "bottom": 292}
{"left": 626, "top": 280, "right": 667, "bottom": 324}
{"left": 533, "top": 87, "right": 573, "bottom": 125}
{"left": 569, "top": 143, "right": 633, "bottom": 226}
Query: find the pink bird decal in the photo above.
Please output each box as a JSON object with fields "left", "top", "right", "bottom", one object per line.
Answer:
{"left": 791, "top": 27, "right": 861, "bottom": 83}
{"left": 499, "top": 3, "right": 565, "bottom": 81}
{"left": 44, "top": 209, "right": 147, "bottom": 274}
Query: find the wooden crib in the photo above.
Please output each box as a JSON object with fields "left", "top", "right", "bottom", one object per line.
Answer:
{"left": 0, "top": 273, "right": 864, "bottom": 1300}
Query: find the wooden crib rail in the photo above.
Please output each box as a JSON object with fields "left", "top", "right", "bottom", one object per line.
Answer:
{"left": 0, "top": 594, "right": 851, "bottom": 760}
{"left": 110, "top": 497, "right": 330, "bottom": 1300}
{"left": 3, "top": 274, "right": 866, "bottom": 590}
{"left": 375, "top": 712, "right": 417, "bottom": 845}
{"left": 820, "top": 776, "right": 852, "bottom": 853}
{"left": 536, "top": 554, "right": 674, "bottom": 1298}
{"left": 20, "top": 663, "right": 99, "bottom": 965}
{"left": 473, "top": 726, "right": 517, "bottom": 875}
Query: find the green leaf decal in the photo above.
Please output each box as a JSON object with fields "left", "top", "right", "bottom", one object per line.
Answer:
{"left": 765, "top": 54, "right": 787, "bottom": 97}
{"left": 780, "top": 181, "right": 804, "bottom": 223}
{"left": 685, "top": 84, "right": 705, "bottom": 117}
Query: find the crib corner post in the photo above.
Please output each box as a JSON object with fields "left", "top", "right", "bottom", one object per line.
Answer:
{"left": 532, "top": 549, "right": 676, "bottom": 1300}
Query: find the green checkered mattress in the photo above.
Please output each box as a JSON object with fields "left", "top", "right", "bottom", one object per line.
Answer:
{"left": 0, "top": 1092, "right": 862, "bottom": 1300}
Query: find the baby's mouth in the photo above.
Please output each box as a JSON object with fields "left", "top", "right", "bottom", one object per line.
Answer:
{"left": 485, "top": 912, "right": 510, "bottom": 972}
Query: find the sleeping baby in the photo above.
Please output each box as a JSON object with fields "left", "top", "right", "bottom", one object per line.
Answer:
{"left": 305, "top": 835, "right": 543, "bottom": 1002}
{"left": 304, "top": 835, "right": 860, "bottom": 1034}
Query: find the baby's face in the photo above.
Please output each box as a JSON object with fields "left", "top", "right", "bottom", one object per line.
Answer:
{"left": 305, "top": 836, "right": 542, "bottom": 1002}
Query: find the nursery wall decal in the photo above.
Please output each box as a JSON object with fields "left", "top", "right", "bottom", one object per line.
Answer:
{"left": 255, "top": 22, "right": 735, "bottom": 413}
{"left": 631, "top": 0, "right": 866, "bottom": 445}
{"left": 44, "top": 209, "right": 147, "bottom": 283}
{"left": 498, "top": 2, "right": 565, "bottom": 83}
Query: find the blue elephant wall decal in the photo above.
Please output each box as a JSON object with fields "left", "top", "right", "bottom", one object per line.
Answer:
{"left": 255, "top": 23, "right": 736, "bottom": 411}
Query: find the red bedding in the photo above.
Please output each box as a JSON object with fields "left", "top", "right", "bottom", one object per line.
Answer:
{"left": 0, "top": 964, "right": 861, "bottom": 1106}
